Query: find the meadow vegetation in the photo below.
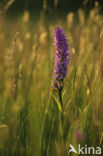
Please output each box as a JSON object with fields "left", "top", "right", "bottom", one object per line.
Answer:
{"left": 0, "top": 1, "right": 103, "bottom": 156}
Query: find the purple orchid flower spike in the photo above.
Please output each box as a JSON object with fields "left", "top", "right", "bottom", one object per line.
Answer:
{"left": 53, "top": 27, "right": 70, "bottom": 91}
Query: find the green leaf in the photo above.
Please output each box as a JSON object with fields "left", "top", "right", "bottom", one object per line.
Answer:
{"left": 52, "top": 94, "right": 62, "bottom": 112}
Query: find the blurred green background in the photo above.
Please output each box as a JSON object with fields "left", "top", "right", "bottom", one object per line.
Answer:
{"left": 0, "top": 0, "right": 103, "bottom": 156}
{"left": 1, "top": 0, "right": 103, "bottom": 16}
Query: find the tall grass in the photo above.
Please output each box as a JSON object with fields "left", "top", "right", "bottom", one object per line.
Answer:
{"left": 0, "top": 3, "right": 103, "bottom": 156}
